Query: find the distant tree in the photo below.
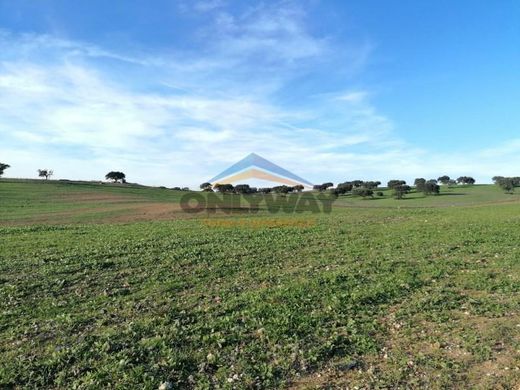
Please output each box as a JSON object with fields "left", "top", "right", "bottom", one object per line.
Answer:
{"left": 171, "top": 187, "right": 182, "bottom": 191}
{"left": 293, "top": 184, "right": 304, "bottom": 192}
{"left": 352, "top": 187, "right": 374, "bottom": 198}
{"left": 423, "top": 181, "right": 440, "bottom": 195}
{"left": 105, "top": 171, "right": 125, "bottom": 183}
{"left": 457, "top": 176, "right": 475, "bottom": 185}
{"left": 438, "top": 175, "right": 451, "bottom": 185}
{"left": 181, "top": 187, "right": 190, "bottom": 191}
{"left": 200, "top": 182, "right": 213, "bottom": 191}
{"left": 272, "top": 185, "right": 291, "bottom": 194}
{"left": 313, "top": 182, "right": 333, "bottom": 192}
{"left": 364, "top": 181, "right": 381, "bottom": 189}
{"left": 258, "top": 187, "right": 272, "bottom": 194}
{"left": 448, "top": 179, "right": 457, "bottom": 187}
{"left": 214, "top": 183, "right": 234, "bottom": 193}
{"left": 351, "top": 180, "right": 364, "bottom": 188}
{"left": 428, "top": 179, "right": 438, "bottom": 184}
{"left": 414, "top": 178, "right": 426, "bottom": 191}
{"left": 492, "top": 176, "right": 504, "bottom": 185}
{"left": 388, "top": 180, "right": 406, "bottom": 189}
{"left": 376, "top": 191, "right": 384, "bottom": 197}
{"left": 322, "top": 182, "right": 333, "bottom": 189}
{"left": 234, "top": 184, "right": 252, "bottom": 194}
{"left": 38, "top": 169, "right": 54, "bottom": 180}
{"left": 494, "top": 177, "right": 518, "bottom": 194}
{"left": 393, "top": 184, "right": 411, "bottom": 199}
{"left": 335, "top": 182, "right": 353, "bottom": 195}
{"left": 0, "top": 163, "right": 10, "bottom": 177}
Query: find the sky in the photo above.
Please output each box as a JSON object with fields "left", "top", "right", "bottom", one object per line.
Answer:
{"left": 0, "top": 0, "right": 519, "bottom": 187}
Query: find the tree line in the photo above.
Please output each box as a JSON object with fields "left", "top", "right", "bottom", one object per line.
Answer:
{"left": 198, "top": 175, "right": 478, "bottom": 199}
{"left": 4, "top": 161, "right": 520, "bottom": 196}
{"left": 199, "top": 182, "right": 305, "bottom": 194}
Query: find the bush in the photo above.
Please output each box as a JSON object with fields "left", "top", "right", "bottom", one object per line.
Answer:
{"left": 352, "top": 187, "right": 374, "bottom": 198}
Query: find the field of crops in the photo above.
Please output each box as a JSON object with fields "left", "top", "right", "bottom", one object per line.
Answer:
{"left": 1, "top": 180, "right": 519, "bottom": 388}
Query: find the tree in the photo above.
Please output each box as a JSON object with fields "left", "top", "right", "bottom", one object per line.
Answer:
{"left": 335, "top": 182, "right": 353, "bottom": 195}
{"left": 457, "top": 176, "right": 475, "bottom": 185}
{"left": 105, "top": 171, "right": 126, "bottom": 183}
{"left": 322, "top": 182, "right": 333, "bottom": 190}
{"left": 0, "top": 163, "right": 10, "bottom": 177}
{"left": 272, "top": 185, "right": 291, "bottom": 194}
{"left": 313, "top": 182, "right": 333, "bottom": 192}
{"left": 494, "top": 177, "right": 517, "bottom": 193}
{"left": 438, "top": 175, "right": 451, "bottom": 185}
{"left": 492, "top": 176, "right": 504, "bottom": 185}
{"left": 258, "top": 187, "right": 272, "bottom": 194}
{"left": 364, "top": 181, "right": 381, "bottom": 189}
{"left": 448, "top": 179, "right": 457, "bottom": 187}
{"left": 38, "top": 169, "right": 54, "bottom": 180}
{"left": 423, "top": 181, "right": 440, "bottom": 195}
{"left": 234, "top": 184, "right": 252, "bottom": 194}
{"left": 200, "top": 182, "right": 213, "bottom": 191}
{"left": 387, "top": 180, "right": 406, "bottom": 189}
{"left": 293, "top": 184, "right": 304, "bottom": 192}
{"left": 351, "top": 180, "right": 364, "bottom": 188}
{"left": 414, "top": 178, "right": 426, "bottom": 191}
{"left": 214, "top": 183, "right": 234, "bottom": 193}
{"left": 352, "top": 187, "right": 374, "bottom": 198}
{"left": 393, "top": 184, "right": 411, "bottom": 199}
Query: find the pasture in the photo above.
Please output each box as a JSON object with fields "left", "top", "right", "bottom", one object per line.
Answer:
{"left": 1, "top": 179, "right": 519, "bottom": 388}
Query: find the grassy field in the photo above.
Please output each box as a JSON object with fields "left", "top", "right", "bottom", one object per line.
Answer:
{"left": 1, "top": 179, "right": 519, "bottom": 388}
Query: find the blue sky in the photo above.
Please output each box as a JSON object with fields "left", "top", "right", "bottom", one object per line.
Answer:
{"left": 1, "top": 0, "right": 519, "bottom": 186}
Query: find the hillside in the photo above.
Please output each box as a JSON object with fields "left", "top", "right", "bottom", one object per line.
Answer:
{"left": 1, "top": 179, "right": 518, "bottom": 225}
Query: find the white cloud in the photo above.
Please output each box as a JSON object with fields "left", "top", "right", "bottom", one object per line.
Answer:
{"left": 0, "top": 4, "right": 516, "bottom": 187}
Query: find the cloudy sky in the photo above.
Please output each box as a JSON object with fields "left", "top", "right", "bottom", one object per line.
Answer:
{"left": 1, "top": 0, "right": 519, "bottom": 187}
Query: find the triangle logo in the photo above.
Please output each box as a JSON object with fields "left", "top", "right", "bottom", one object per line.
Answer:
{"left": 208, "top": 153, "right": 313, "bottom": 188}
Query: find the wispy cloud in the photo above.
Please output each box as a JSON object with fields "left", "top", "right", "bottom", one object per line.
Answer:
{"left": 0, "top": 3, "right": 516, "bottom": 186}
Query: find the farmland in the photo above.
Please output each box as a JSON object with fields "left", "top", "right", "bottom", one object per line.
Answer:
{"left": 1, "top": 179, "right": 519, "bottom": 388}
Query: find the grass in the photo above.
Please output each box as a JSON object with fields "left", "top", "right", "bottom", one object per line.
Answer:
{"left": 1, "top": 179, "right": 519, "bottom": 388}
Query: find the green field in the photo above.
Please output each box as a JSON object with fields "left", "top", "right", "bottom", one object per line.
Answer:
{"left": 1, "top": 180, "right": 519, "bottom": 389}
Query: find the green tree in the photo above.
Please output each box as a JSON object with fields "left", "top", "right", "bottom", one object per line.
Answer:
{"left": 423, "top": 182, "right": 440, "bottom": 195}
{"left": 200, "top": 182, "right": 213, "bottom": 191}
{"left": 414, "top": 178, "right": 426, "bottom": 191}
{"left": 234, "top": 184, "right": 252, "bottom": 194}
{"left": 364, "top": 181, "right": 381, "bottom": 189}
{"left": 105, "top": 171, "right": 126, "bottom": 183}
{"left": 37, "top": 169, "right": 54, "bottom": 180}
{"left": 387, "top": 180, "right": 406, "bottom": 189}
{"left": 393, "top": 184, "right": 411, "bottom": 199}
{"left": 352, "top": 187, "right": 374, "bottom": 198}
{"left": 272, "top": 185, "right": 291, "bottom": 194}
{"left": 0, "top": 163, "right": 10, "bottom": 177}
{"left": 335, "top": 182, "right": 353, "bottom": 195}
{"left": 214, "top": 183, "right": 234, "bottom": 193}
{"left": 457, "top": 176, "right": 475, "bottom": 185}
{"left": 495, "top": 177, "right": 516, "bottom": 193}
{"left": 438, "top": 175, "right": 451, "bottom": 185}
